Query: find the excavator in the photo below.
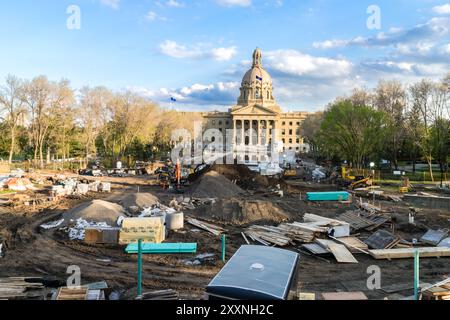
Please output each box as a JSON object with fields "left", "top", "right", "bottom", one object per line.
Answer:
{"left": 338, "top": 165, "right": 373, "bottom": 190}
{"left": 283, "top": 163, "right": 298, "bottom": 179}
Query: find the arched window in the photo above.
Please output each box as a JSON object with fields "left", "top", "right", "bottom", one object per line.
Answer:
{"left": 255, "top": 89, "right": 260, "bottom": 99}
{"left": 267, "top": 91, "right": 270, "bottom": 99}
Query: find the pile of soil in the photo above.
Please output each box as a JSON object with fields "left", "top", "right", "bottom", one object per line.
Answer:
{"left": 210, "top": 164, "right": 285, "bottom": 191}
{"left": 194, "top": 199, "right": 291, "bottom": 225}
{"left": 120, "top": 192, "right": 159, "bottom": 209}
{"left": 62, "top": 200, "right": 125, "bottom": 226}
{"left": 190, "top": 171, "right": 247, "bottom": 199}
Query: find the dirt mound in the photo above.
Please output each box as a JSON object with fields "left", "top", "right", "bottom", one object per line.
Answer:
{"left": 191, "top": 171, "right": 246, "bottom": 198}
{"left": 210, "top": 164, "right": 284, "bottom": 190}
{"left": 120, "top": 192, "right": 160, "bottom": 209}
{"left": 194, "top": 199, "right": 290, "bottom": 225}
{"left": 62, "top": 200, "right": 125, "bottom": 226}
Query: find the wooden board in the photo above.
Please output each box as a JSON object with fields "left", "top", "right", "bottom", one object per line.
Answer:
{"left": 56, "top": 287, "right": 89, "bottom": 300}
{"left": 321, "top": 292, "right": 368, "bottom": 300}
{"left": 316, "top": 239, "right": 358, "bottom": 263}
{"left": 333, "top": 236, "right": 369, "bottom": 253}
{"left": 369, "top": 247, "right": 450, "bottom": 260}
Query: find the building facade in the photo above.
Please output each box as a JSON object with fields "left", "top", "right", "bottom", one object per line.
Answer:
{"left": 202, "top": 48, "right": 310, "bottom": 161}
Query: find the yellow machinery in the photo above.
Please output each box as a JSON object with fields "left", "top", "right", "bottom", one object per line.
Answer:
{"left": 283, "top": 164, "right": 297, "bottom": 179}
{"left": 340, "top": 166, "right": 373, "bottom": 190}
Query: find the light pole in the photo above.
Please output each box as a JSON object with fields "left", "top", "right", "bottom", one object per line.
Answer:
{"left": 370, "top": 162, "right": 375, "bottom": 205}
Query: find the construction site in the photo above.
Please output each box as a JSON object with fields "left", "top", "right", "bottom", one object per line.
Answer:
{"left": 0, "top": 160, "right": 449, "bottom": 301}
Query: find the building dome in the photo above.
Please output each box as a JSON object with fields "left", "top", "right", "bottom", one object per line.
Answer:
{"left": 237, "top": 48, "right": 275, "bottom": 107}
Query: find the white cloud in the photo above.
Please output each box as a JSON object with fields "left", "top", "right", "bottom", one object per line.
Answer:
{"left": 159, "top": 41, "right": 237, "bottom": 61}
{"left": 313, "top": 17, "right": 450, "bottom": 49}
{"left": 145, "top": 11, "right": 167, "bottom": 22}
{"left": 433, "top": 4, "right": 450, "bottom": 15}
{"left": 211, "top": 47, "right": 238, "bottom": 61}
{"left": 100, "top": 0, "right": 120, "bottom": 10}
{"left": 166, "top": 0, "right": 185, "bottom": 8}
{"left": 216, "top": 0, "right": 252, "bottom": 7}
{"left": 265, "top": 49, "right": 353, "bottom": 78}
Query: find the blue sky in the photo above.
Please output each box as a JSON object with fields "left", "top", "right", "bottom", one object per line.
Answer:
{"left": 1, "top": 0, "right": 450, "bottom": 111}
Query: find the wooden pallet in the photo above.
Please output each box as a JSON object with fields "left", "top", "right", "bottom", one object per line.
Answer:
{"left": 56, "top": 287, "right": 89, "bottom": 300}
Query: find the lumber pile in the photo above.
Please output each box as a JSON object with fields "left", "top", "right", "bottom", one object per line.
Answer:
{"left": 357, "top": 200, "right": 383, "bottom": 214}
{"left": 186, "top": 218, "right": 226, "bottom": 236}
{"left": 0, "top": 277, "right": 45, "bottom": 300}
{"left": 243, "top": 215, "right": 351, "bottom": 247}
{"left": 245, "top": 225, "right": 293, "bottom": 246}
{"left": 56, "top": 287, "right": 89, "bottom": 300}
{"left": 369, "top": 247, "right": 450, "bottom": 260}
{"left": 422, "top": 279, "right": 450, "bottom": 301}
{"left": 277, "top": 222, "right": 327, "bottom": 243}
{"left": 136, "top": 289, "right": 179, "bottom": 300}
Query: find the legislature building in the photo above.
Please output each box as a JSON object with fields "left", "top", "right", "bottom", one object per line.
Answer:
{"left": 201, "top": 48, "right": 311, "bottom": 161}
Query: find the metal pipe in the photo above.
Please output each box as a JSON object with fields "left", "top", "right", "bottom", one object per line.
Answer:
{"left": 138, "top": 239, "right": 143, "bottom": 297}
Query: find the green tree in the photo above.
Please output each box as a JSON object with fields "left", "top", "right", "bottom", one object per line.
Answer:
{"left": 317, "top": 100, "right": 387, "bottom": 169}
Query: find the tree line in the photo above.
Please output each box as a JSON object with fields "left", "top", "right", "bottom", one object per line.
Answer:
{"left": 0, "top": 75, "right": 202, "bottom": 168}
{"left": 301, "top": 75, "right": 450, "bottom": 182}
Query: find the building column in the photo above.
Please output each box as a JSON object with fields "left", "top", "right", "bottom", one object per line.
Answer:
{"left": 241, "top": 119, "right": 245, "bottom": 146}
{"left": 249, "top": 119, "right": 253, "bottom": 146}
{"left": 265, "top": 120, "right": 270, "bottom": 146}
{"left": 233, "top": 119, "right": 237, "bottom": 147}
{"left": 257, "top": 120, "right": 261, "bottom": 146}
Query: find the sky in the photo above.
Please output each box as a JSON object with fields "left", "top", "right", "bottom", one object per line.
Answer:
{"left": 1, "top": 0, "right": 450, "bottom": 112}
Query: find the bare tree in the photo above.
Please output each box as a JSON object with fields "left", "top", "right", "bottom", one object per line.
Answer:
{"left": 374, "top": 80, "right": 407, "bottom": 169}
{"left": 0, "top": 75, "right": 27, "bottom": 163}
{"left": 79, "top": 86, "right": 113, "bottom": 165}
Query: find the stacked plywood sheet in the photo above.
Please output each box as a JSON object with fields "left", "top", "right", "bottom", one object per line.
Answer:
{"left": 119, "top": 217, "right": 165, "bottom": 245}
{"left": 0, "top": 277, "right": 45, "bottom": 300}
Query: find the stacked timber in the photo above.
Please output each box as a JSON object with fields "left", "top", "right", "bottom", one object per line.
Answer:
{"left": 0, "top": 277, "right": 45, "bottom": 300}
{"left": 245, "top": 225, "right": 292, "bottom": 247}
{"left": 422, "top": 280, "right": 450, "bottom": 300}
{"left": 186, "top": 218, "right": 226, "bottom": 236}
{"left": 277, "top": 222, "right": 327, "bottom": 243}
{"left": 136, "top": 289, "right": 179, "bottom": 300}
